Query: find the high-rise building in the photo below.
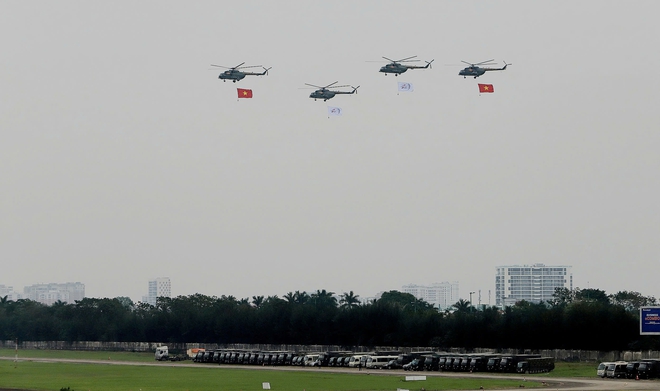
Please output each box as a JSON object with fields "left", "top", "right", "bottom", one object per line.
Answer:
{"left": 495, "top": 264, "right": 572, "bottom": 307}
{"left": 401, "top": 282, "right": 459, "bottom": 310}
{"left": 23, "top": 282, "right": 85, "bottom": 305}
{"left": 0, "top": 284, "right": 22, "bottom": 301}
{"left": 142, "top": 277, "right": 171, "bottom": 305}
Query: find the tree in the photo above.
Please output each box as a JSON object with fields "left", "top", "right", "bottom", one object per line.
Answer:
{"left": 549, "top": 287, "right": 574, "bottom": 307}
{"left": 311, "top": 289, "right": 337, "bottom": 309}
{"left": 452, "top": 299, "right": 472, "bottom": 313}
{"left": 251, "top": 296, "right": 264, "bottom": 308}
{"left": 339, "top": 291, "right": 360, "bottom": 309}
{"left": 575, "top": 288, "right": 610, "bottom": 305}
{"left": 610, "top": 291, "right": 657, "bottom": 312}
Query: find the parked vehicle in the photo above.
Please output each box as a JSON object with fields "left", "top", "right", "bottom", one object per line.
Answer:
{"left": 597, "top": 362, "right": 613, "bottom": 378}
{"left": 424, "top": 355, "right": 440, "bottom": 371}
{"left": 626, "top": 361, "right": 641, "bottom": 379}
{"left": 606, "top": 361, "right": 628, "bottom": 379}
{"left": 637, "top": 360, "right": 660, "bottom": 379}
{"left": 499, "top": 355, "right": 541, "bottom": 373}
{"left": 193, "top": 350, "right": 206, "bottom": 363}
{"left": 367, "top": 355, "right": 398, "bottom": 369}
{"left": 487, "top": 356, "right": 502, "bottom": 372}
{"left": 316, "top": 351, "right": 352, "bottom": 367}
{"left": 155, "top": 346, "right": 169, "bottom": 361}
{"left": 348, "top": 355, "right": 366, "bottom": 368}
{"left": 304, "top": 354, "right": 320, "bottom": 366}
{"left": 470, "top": 355, "right": 499, "bottom": 372}
{"left": 403, "top": 358, "right": 426, "bottom": 371}
{"left": 516, "top": 357, "right": 555, "bottom": 374}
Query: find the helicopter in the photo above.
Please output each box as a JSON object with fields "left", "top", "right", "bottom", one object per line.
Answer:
{"left": 211, "top": 62, "right": 271, "bottom": 82}
{"left": 458, "top": 60, "right": 509, "bottom": 78}
{"left": 378, "top": 56, "right": 434, "bottom": 76}
{"left": 305, "top": 82, "right": 360, "bottom": 101}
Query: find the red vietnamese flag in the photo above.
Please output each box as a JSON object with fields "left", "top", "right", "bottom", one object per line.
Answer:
{"left": 478, "top": 84, "right": 494, "bottom": 93}
{"left": 237, "top": 88, "right": 253, "bottom": 98}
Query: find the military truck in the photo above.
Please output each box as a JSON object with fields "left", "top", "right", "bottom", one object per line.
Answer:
{"left": 516, "top": 357, "right": 555, "bottom": 374}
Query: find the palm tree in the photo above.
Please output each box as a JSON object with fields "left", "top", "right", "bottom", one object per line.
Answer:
{"left": 452, "top": 299, "right": 472, "bottom": 313}
{"left": 293, "top": 291, "right": 310, "bottom": 305}
{"left": 284, "top": 292, "right": 296, "bottom": 304}
{"left": 339, "top": 291, "right": 360, "bottom": 309}
{"left": 311, "top": 289, "right": 337, "bottom": 309}
{"left": 251, "top": 295, "right": 265, "bottom": 308}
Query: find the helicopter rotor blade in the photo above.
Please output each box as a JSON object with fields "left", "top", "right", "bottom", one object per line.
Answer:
{"left": 304, "top": 83, "right": 323, "bottom": 88}
{"left": 382, "top": 56, "right": 396, "bottom": 62}
{"left": 232, "top": 62, "right": 246, "bottom": 69}
{"left": 210, "top": 64, "right": 231, "bottom": 69}
{"left": 397, "top": 55, "right": 418, "bottom": 62}
{"left": 475, "top": 59, "right": 495, "bottom": 65}
{"left": 324, "top": 81, "right": 339, "bottom": 88}
{"left": 237, "top": 65, "right": 263, "bottom": 69}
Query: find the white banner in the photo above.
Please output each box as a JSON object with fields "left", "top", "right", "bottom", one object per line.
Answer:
{"left": 397, "top": 82, "right": 414, "bottom": 92}
{"left": 404, "top": 376, "right": 426, "bottom": 381}
{"left": 262, "top": 383, "right": 271, "bottom": 389}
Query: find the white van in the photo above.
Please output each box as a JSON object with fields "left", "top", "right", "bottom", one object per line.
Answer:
{"left": 155, "top": 346, "right": 169, "bottom": 361}
{"left": 304, "top": 354, "right": 320, "bottom": 366}
{"left": 348, "top": 355, "right": 366, "bottom": 368}
{"left": 597, "top": 362, "right": 613, "bottom": 378}
{"left": 366, "top": 355, "right": 398, "bottom": 369}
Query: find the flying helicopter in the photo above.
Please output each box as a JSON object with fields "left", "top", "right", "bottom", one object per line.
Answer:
{"left": 378, "top": 56, "right": 434, "bottom": 76}
{"left": 458, "top": 60, "right": 509, "bottom": 78}
{"left": 305, "top": 82, "right": 360, "bottom": 101}
{"left": 211, "top": 62, "right": 271, "bottom": 82}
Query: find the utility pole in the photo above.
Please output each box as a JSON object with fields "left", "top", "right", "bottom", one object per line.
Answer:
{"left": 469, "top": 291, "right": 475, "bottom": 309}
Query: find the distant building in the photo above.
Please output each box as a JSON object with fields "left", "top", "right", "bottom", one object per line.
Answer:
{"left": 495, "top": 264, "right": 572, "bottom": 307}
{"left": 142, "top": 277, "right": 171, "bottom": 305}
{"left": 0, "top": 284, "right": 22, "bottom": 301}
{"left": 23, "top": 282, "right": 85, "bottom": 305}
{"left": 401, "top": 282, "right": 459, "bottom": 310}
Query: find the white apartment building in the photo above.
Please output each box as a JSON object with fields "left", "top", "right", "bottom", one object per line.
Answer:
{"left": 23, "top": 282, "right": 85, "bottom": 305}
{"left": 495, "top": 264, "right": 572, "bottom": 307}
{"left": 142, "top": 277, "right": 171, "bottom": 305}
{"left": 0, "top": 284, "right": 22, "bottom": 301}
{"left": 401, "top": 282, "right": 459, "bottom": 310}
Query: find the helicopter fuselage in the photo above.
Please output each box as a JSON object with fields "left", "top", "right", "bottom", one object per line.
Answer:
{"left": 379, "top": 63, "right": 408, "bottom": 75}
{"left": 309, "top": 89, "right": 336, "bottom": 101}
{"left": 219, "top": 70, "right": 246, "bottom": 82}
{"left": 459, "top": 67, "right": 486, "bottom": 78}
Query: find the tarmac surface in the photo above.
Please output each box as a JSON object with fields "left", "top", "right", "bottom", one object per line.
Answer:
{"left": 3, "top": 357, "right": 660, "bottom": 391}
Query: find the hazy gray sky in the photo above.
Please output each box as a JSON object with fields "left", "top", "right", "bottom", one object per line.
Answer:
{"left": 2, "top": 1, "right": 659, "bottom": 304}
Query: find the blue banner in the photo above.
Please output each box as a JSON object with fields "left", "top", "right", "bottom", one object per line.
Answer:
{"left": 640, "top": 307, "right": 660, "bottom": 335}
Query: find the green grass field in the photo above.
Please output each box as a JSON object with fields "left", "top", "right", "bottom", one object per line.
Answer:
{"left": 0, "top": 349, "right": 598, "bottom": 391}
{"left": 0, "top": 360, "right": 543, "bottom": 391}
{"left": 0, "top": 348, "right": 155, "bottom": 362}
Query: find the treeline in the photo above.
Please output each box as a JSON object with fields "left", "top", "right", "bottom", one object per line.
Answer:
{"left": 1, "top": 288, "right": 658, "bottom": 351}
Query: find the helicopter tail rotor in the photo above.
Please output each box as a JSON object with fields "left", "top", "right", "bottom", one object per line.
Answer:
{"left": 425, "top": 59, "right": 434, "bottom": 69}
{"left": 352, "top": 86, "right": 360, "bottom": 94}
{"left": 262, "top": 67, "right": 272, "bottom": 75}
